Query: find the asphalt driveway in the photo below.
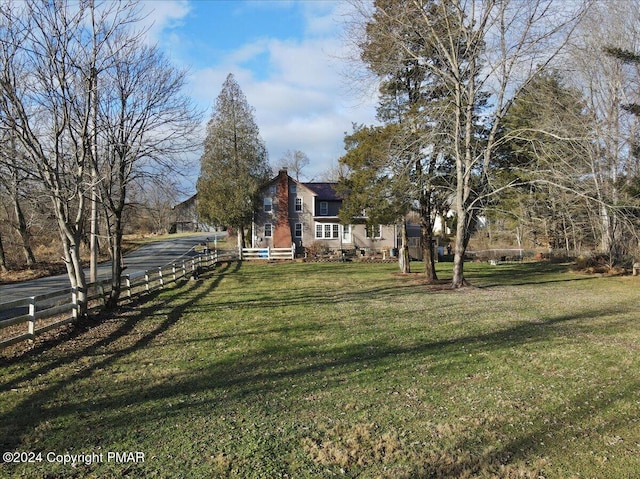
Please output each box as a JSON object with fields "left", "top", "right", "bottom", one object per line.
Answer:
{"left": 0, "top": 233, "right": 223, "bottom": 304}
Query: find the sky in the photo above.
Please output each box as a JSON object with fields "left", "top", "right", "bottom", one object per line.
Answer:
{"left": 138, "top": 0, "right": 380, "bottom": 193}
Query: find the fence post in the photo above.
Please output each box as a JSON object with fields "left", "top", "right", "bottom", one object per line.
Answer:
{"left": 145, "top": 271, "right": 150, "bottom": 293}
{"left": 159, "top": 267, "right": 164, "bottom": 289}
{"left": 182, "top": 260, "right": 186, "bottom": 279}
{"left": 291, "top": 242, "right": 295, "bottom": 260}
{"left": 172, "top": 263, "right": 177, "bottom": 282}
{"left": 125, "top": 275, "right": 131, "bottom": 298}
{"left": 267, "top": 246, "right": 271, "bottom": 260}
{"left": 27, "top": 296, "right": 36, "bottom": 338}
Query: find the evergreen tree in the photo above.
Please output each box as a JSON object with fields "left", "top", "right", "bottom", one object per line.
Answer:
{"left": 338, "top": 124, "right": 414, "bottom": 272}
{"left": 341, "top": 0, "right": 458, "bottom": 280}
{"left": 197, "top": 74, "right": 271, "bottom": 247}
{"left": 353, "top": 0, "right": 585, "bottom": 287}
{"left": 494, "top": 71, "right": 593, "bottom": 254}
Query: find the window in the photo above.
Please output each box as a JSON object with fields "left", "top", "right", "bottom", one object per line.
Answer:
{"left": 294, "top": 223, "right": 302, "bottom": 238}
{"left": 263, "top": 197, "right": 272, "bottom": 213}
{"left": 319, "top": 201, "right": 328, "bottom": 215}
{"left": 264, "top": 224, "right": 273, "bottom": 237}
{"left": 365, "top": 224, "right": 382, "bottom": 238}
{"left": 290, "top": 184, "right": 297, "bottom": 194}
{"left": 269, "top": 185, "right": 276, "bottom": 195}
{"left": 295, "top": 197, "right": 303, "bottom": 212}
{"left": 315, "top": 223, "right": 340, "bottom": 239}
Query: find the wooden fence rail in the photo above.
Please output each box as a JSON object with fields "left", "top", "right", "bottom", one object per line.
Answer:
{"left": 0, "top": 250, "right": 237, "bottom": 349}
{"left": 241, "top": 243, "right": 295, "bottom": 261}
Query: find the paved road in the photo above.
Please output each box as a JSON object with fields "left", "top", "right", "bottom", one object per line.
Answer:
{"left": 0, "top": 233, "right": 224, "bottom": 303}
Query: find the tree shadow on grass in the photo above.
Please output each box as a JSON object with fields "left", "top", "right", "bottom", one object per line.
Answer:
{"left": 465, "top": 261, "right": 600, "bottom": 288}
{"left": 0, "top": 260, "right": 241, "bottom": 452}
{"left": 1, "top": 261, "right": 637, "bottom": 477}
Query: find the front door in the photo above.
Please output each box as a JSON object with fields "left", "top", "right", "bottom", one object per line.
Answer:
{"left": 342, "top": 224, "right": 352, "bottom": 244}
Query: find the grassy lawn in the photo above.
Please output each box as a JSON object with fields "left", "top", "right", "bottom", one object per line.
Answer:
{"left": 1, "top": 260, "right": 639, "bottom": 478}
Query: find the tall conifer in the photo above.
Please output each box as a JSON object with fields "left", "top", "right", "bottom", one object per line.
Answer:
{"left": 197, "top": 74, "right": 270, "bottom": 247}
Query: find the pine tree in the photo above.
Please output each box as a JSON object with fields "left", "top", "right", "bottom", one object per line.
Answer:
{"left": 197, "top": 74, "right": 271, "bottom": 247}
{"left": 494, "top": 71, "right": 592, "bottom": 253}
{"left": 342, "top": 0, "right": 459, "bottom": 280}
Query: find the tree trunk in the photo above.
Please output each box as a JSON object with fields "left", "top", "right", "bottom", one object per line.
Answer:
{"left": 12, "top": 194, "right": 36, "bottom": 266}
{"left": 398, "top": 219, "right": 410, "bottom": 274}
{"left": 60, "top": 230, "right": 88, "bottom": 317}
{"left": 106, "top": 214, "right": 124, "bottom": 310}
{"left": 89, "top": 177, "right": 99, "bottom": 283}
{"left": 0, "top": 230, "right": 7, "bottom": 272}
{"left": 452, "top": 209, "right": 467, "bottom": 289}
{"left": 416, "top": 153, "right": 436, "bottom": 283}
{"left": 421, "top": 221, "right": 437, "bottom": 283}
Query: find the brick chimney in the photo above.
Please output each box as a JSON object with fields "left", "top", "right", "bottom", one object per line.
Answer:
{"left": 273, "top": 169, "right": 292, "bottom": 248}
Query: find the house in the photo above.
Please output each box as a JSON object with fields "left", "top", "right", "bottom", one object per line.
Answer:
{"left": 170, "top": 194, "right": 219, "bottom": 233}
{"left": 253, "top": 169, "right": 398, "bottom": 255}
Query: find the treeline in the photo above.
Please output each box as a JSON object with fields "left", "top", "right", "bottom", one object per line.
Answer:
{"left": 0, "top": 1, "right": 201, "bottom": 310}
{"left": 338, "top": 0, "right": 640, "bottom": 286}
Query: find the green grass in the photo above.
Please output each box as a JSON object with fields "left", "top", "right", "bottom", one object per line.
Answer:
{"left": 1, "top": 261, "right": 639, "bottom": 478}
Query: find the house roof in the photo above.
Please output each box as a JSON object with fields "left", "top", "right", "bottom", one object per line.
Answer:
{"left": 172, "top": 194, "right": 197, "bottom": 211}
{"left": 302, "top": 182, "right": 342, "bottom": 201}
{"left": 261, "top": 170, "right": 343, "bottom": 201}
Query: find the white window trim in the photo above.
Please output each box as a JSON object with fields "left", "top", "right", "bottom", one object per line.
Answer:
{"left": 264, "top": 223, "right": 273, "bottom": 238}
{"left": 294, "top": 223, "right": 303, "bottom": 238}
{"left": 315, "top": 223, "right": 340, "bottom": 239}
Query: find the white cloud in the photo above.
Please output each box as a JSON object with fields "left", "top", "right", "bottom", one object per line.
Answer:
{"left": 142, "top": 0, "right": 379, "bottom": 183}
{"left": 138, "top": 0, "right": 191, "bottom": 45}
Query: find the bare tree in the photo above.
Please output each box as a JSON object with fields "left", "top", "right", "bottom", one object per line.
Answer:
{"left": 126, "top": 178, "right": 183, "bottom": 235}
{"left": 0, "top": 0, "right": 200, "bottom": 312}
{"left": 97, "top": 37, "right": 201, "bottom": 308}
{"left": 0, "top": 1, "right": 97, "bottom": 313}
{"left": 351, "top": 0, "right": 588, "bottom": 287}
{"left": 567, "top": 0, "right": 640, "bottom": 264}
{"left": 0, "top": 130, "right": 37, "bottom": 266}
{"left": 277, "top": 149, "right": 310, "bottom": 181}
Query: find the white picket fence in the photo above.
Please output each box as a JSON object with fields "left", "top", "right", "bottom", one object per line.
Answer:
{"left": 241, "top": 243, "right": 295, "bottom": 261}
{"left": 0, "top": 250, "right": 236, "bottom": 349}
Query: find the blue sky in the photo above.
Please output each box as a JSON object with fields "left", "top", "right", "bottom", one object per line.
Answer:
{"left": 139, "top": 0, "right": 379, "bottom": 190}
